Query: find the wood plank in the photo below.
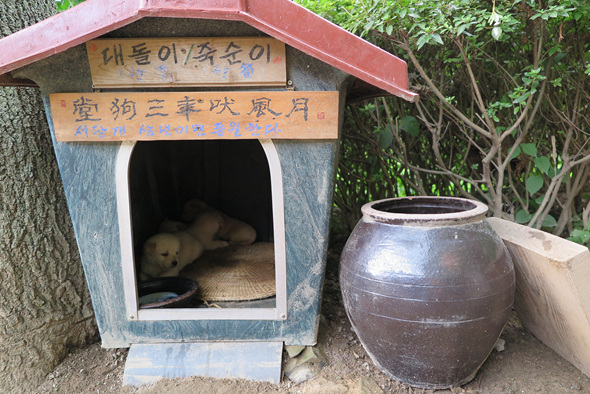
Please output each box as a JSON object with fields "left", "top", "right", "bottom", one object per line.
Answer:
{"left": 488, "top": 217, "right": 590, "bottom": 377}
{"left": 0, "top": 73, "right": 37, "bottom": 87}
{"left": 86, "top": 37, "right": 286, "bottom": 88}
{"left": 49, "top": 91, "right": 339, "bottom": 141}
{"left": 122, "top": 341, "right": 283, "bottom": 386}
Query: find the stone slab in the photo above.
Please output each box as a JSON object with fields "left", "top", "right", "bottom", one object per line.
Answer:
{"left": 122, "top": 341, "right": 283, "bottom": 386}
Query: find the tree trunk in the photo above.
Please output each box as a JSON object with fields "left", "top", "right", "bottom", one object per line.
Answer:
{"left": 0, "top": 3, "right": 97, "bottom": 393}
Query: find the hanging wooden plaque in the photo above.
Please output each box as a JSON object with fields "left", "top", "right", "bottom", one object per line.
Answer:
{"left": 86, "top": 37, "right": 287, "bottom": 88}
{"left": 49, "top": 91, "right": 339, "bottom": 142}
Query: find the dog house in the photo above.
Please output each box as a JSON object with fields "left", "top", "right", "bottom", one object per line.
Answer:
{"left": 0, "top": 0, "right": 417, "bottom": 385}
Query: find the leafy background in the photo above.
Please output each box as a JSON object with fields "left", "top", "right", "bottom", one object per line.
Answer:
{"left": 55, "top": 0, "right": 83, "bottom": 11}
{"left": 297, "top": 0, "right": 590, "bottom": 250}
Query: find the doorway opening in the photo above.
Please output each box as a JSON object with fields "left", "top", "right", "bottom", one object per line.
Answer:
{"left": 116, "top": 139, "right": 287, "bottom": 321}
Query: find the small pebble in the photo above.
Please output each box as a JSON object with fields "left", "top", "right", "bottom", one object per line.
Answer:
{"left": 570, "top": 382, "right": 581, "bottom": 390}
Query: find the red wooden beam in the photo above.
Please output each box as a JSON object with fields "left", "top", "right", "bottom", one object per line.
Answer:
{"left": 0, "top": 74, "right": 38, "bottom": 87}
{"left": 0, "top": 0, "right": 418, "bottom": 102}
{"left": 0, "top": 0, "right": 143, "bottom": 75}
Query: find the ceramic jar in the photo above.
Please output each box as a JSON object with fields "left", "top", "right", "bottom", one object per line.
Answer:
{"left": 340, "top": 197, "right": 515, "bottom": 389}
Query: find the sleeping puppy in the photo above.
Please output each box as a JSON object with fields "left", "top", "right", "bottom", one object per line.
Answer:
{"left": 173, "top": 230, "right": 205, "bottom": 272}
{"left": 182, "top": 198, "right": 257, "bottom": 246}
{"left": 185, "top": 210, "right": 230, "bottom": 251}
{"left": 139, "top": 231, "right": 204, "bottom": 280}
{"left": 140, "top": 233, "right": 180, "bottom": 281}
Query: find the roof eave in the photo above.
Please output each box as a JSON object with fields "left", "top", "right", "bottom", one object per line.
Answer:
{"left": 0, "top": 0, "right": 418, "bottom": 102}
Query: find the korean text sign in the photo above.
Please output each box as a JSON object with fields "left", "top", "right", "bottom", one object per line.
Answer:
{"left": 86, "top": 37, "right": 286, "bottom": 88}
{"left": 49, "top": 91, "right": 339, "bottom": 142}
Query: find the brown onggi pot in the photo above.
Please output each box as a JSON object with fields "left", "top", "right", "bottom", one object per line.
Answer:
{"left": 340, "top": 196, "right": 515, "bottom": 389}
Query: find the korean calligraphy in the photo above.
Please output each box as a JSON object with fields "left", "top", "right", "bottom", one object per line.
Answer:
{"left": 87, "top": 37, "right": 287, "bottom": 88}
{"left": 51, "top": 91, "right": 339, "bottom": 142}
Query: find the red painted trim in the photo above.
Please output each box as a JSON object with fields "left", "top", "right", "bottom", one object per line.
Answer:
{"left": 241, "top": 0, "right": 416, "bottom": 101}
{"left": 0, "top": 0, "right": 418, "bottom": 102}
{"left": 0, "top": 0, "right": 144, "bottom": 76}
{"left": 140, "top": 0, "right": 243, "bottom": 18}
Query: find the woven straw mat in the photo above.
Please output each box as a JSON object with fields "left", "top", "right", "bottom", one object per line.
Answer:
{"left": 179, "top": 242, "right": 275, "bottom": 301}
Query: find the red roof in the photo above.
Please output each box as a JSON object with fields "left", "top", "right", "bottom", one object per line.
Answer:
{"left": 0, "top": 0, "right": 417, "bottom": 102}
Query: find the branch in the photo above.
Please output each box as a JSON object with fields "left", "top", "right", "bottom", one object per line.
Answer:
{"left": 401, "top": 38, "right": 493, "bottom": 139}
{"left": 456, "top": 37, "right": 497, "bottom": 134}
{"left": 554, "top": 163, "right": 589, "bottom": 235}
{"left": 528, "top": 163, "right": 570, "bottom": 228}
{"left": 499, "top": 78, "right": 548, "bottom": 146}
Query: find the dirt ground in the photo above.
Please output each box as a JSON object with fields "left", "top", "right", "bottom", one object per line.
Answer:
{"left": 35, "top": 244, "right": 590, "bottom": 394}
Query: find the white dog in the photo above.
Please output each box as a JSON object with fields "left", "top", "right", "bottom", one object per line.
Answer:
{"left": 185, "top": 210, "right": 231, "bottom": 251}
{"left": 182, "top": 198, "right": 257, "bottom": 246}
{"left": 139, "top": 231, "right": 204, "bottom": 280}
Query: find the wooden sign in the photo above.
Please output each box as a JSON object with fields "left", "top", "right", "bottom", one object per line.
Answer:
{"left": 49, "top": 91, "right": 339, "bottom": 141}
{"left": 86, "top": 38, "right": 287, "bottom": 88}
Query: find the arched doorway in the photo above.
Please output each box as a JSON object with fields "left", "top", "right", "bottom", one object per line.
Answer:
{"left": 116, "top": 139, "right": 287, "bottom": 321}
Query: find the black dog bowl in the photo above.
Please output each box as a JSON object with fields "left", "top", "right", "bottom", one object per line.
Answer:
{"left": 137, "top": 277, "right": 199, "bottom": 309}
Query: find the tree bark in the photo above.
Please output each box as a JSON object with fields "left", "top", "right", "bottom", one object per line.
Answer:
{"left": 0, "top": 3, "right": 97, "bottom": 392}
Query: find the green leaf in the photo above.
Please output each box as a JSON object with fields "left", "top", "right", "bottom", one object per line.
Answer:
{"left": 550, "top": 77, "right": 562, "bottom": 87}
{"left": 542, "top": 214, "right": 557, "bottom": 228}
{"left": 520, "top": 143, "right": 538, "bottom": 157}
{"left": 570, "top": 229, "right": 590, "bottom": 243}
{"left": 400, "top": 116, "right": 420, "bottom": 137}
{"left": 513, "top": 91, "right": 531, "bottom": 104}
{"left": 515, "top": 209, "right": 533, "bottom": 224}
{"left": 56, "top": 0, "right": 72, "bottom": 11}
{"left": 554, "top": 52, "right": 567, "bottom": 63}
{"left": 56, "top": 0, "right": 85, "bottom": 11}
{"left": 416, "top": 34, "right": 430, "bottom": 50}
{"left": 509, "top": 146, "right": 522, "bottom": 160}
{"left": 534, "top": 156, "right": 551, "bottom": 174}
{"left": 431, "top": 33, "right": 444, "bottom": 45}
{"left": 379, "top": 127, "right": 394, "bottom": 149}
{"left": 526, "top": 175, "right": 544, "bottom": 195}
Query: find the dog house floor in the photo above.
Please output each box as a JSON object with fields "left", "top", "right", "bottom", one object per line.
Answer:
{"left": 179, "top": 297, "right": 276, "bottom": 309}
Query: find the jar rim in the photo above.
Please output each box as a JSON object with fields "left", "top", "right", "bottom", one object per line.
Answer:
{"left": 361, "top": 196, "right": 488, "bottom": 226}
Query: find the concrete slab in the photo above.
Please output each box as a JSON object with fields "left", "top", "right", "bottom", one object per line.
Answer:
{"left": 122, "top": 341, "right": 283, "bottom": 386}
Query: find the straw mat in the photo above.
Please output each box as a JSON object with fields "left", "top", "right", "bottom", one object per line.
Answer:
{"left": 180, "top": 242, "right": 275, "bottom": 301}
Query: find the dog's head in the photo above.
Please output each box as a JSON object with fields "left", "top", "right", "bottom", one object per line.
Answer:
{"left": 141, "top": 233, "right": 181, "bottom": 274}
